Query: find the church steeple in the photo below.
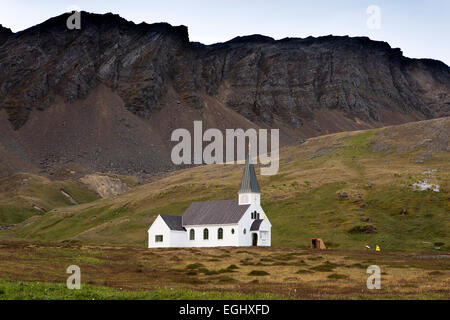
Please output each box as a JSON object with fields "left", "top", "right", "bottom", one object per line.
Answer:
{"left": 238, "top": 146, "right": 261, "bottom": 205}
{"left": 238, "top": 154, "right": 261, "bottom": 194}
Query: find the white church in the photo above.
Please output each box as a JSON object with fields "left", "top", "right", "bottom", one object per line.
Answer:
{"left": 147, "top": 154, "right": 272, "bottom": 248}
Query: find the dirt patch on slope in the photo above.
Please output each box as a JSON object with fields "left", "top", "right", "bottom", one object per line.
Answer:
{"left": 80, "top": 174, "right": 129, "bottom": 198}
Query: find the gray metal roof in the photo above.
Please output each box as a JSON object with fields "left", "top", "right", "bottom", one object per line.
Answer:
{"left": 160, "top": 215, "right": 186, "bottom": 231}
{"left": 238, "top": 155, "right": 261, "bottom": 194}
{"left": 182, "top": 200, "right": 250, "bottom": 226}
{"left": 250, "top": 219, "right": 263, "bottom": 231}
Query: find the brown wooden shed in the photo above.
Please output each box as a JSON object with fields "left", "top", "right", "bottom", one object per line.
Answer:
{"left": 310, "top": 238, "right": 326, "bottom": 249}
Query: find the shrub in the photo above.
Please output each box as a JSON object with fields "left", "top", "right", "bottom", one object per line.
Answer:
{"left": 197, "top": 268, "right": 210, "bottom": 274}
{"left": 271, "top": 261, "right": 289, "bottom": 266}
{"left": 185, "top": 270, "right": 198, "bottom": 276}
{"left": 203, "top": 269, "right": 219, "bottom": 276}
{"left": 310, "top": 261, "right": 339, "bottom": 272}
{"left": 248, "top": 270, "right": 270, "bottom": 276}
{"left": 348, "top": 225, "right": 377, "bottom": 234}
{"left": 217, "top": 268, "right": 235, "bottom": 274}
{"left": 307, "top": 256, "right": 323, "bottom": 261}
{"left": 185, "top": 263, "right": 204, "bottom": 270}
{"left": 347, "top": 263, "right": 366, "bottom": 269}
{"left": 327, "top": 273, "right": 349, "bottom": 279}
{"left": 295, "top": 269, "right": 313, "bottom": 274}
{"left": 240, "top": 258, "right": 254, "bottom": 266}
{"left": 273, "top": 253, "right": 296, "bottom": 261}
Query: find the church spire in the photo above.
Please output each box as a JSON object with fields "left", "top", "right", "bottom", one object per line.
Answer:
{"left": 238, "top": 145, "right": 261, "bottom": 194}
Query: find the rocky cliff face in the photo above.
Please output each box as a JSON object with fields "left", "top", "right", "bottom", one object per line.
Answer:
{"left": 0, "top": 25, "right": 12, "bottom": 45}
{"left": 0, "top": 12, "right": 449, "bottom": 177}
{"left": 0, "top": 13, "right": 190, "bottom": 129}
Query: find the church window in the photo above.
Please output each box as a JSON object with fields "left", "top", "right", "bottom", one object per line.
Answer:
{"left": 251, "top": 211, "right": 260, "bottom": 219}
{"left": 203, "top": 228, "right": 209, "bottom": 240}
{"left": 231, "top": 228, "right": 235, "bottom": 234}
{"left": 243, "top": 228, "right": 246, "bottom": 234}
{"left": 218, "top": 228, "right": 223, "bottom": 240}
{"left": 190, "top": 229, "right": 195, "bottom": 240}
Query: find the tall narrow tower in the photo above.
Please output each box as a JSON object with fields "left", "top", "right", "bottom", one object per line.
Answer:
{"left": 238, "top": 152, "right": 261, "bottom": 206}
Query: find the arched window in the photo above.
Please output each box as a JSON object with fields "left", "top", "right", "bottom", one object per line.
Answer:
{"left": 203, "top": 228, "right": 209, "bottom": 240}
{"left": 231, "top": 228, "right": 235, "bottom": 234}
{"left": 190, "top": 229, "right": 195, "bottom": 240}
{"left": 218, "top": 228, "right": 223, "bottom": 240}
{"left": 243, "top": 228, "right": 247, "bottom": 234}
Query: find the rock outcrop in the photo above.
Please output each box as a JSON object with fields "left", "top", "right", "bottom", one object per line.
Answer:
{"left": 0, "top": 24, "right": 12, "bottom": 45}
{"left": 0, "top": 11, "right": 449, "bottom": 176}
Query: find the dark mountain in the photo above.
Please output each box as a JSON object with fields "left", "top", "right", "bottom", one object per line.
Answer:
{"left": 0, "top": 24, "right": 12, "bottom": 45}
{"left": 0, "top": 11, "right": 449, "bottom": 177}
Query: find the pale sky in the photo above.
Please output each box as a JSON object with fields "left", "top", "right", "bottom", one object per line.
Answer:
{"left": 0, "top": 0, "right": 449, "bottom": 65}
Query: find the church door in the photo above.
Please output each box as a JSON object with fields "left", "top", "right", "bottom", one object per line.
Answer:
{"left": 252, "top": 233, "right": 258, "bottom": 246}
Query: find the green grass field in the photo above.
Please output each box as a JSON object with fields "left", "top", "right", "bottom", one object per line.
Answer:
{"left": 0, "top": 279, "right": 283, "bottom": 300}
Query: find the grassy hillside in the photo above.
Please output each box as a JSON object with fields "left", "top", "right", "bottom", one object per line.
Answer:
{"left": 0, "top": 174, "right": 99, "bottom": 224}
{"left": 0, "top": 118, "right": 449, "bottom": 251}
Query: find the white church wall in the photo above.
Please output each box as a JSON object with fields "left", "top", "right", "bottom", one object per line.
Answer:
{"left": 183, "top": 224, "right": 239, "bottom": 247}
{"left": 238, "top": 192, "right": 261, "bottom": 206}
{"left": 257, "top": 219, "right": 271, "bottom": 246}
{"left": 170, "top": 230, "right": 188, "bottom": 247}
{"left": 147, "top": 216, "right": 188, "bottom": 248}
{"left": 148, "top": 215, "right": 172, "bottom": 248}
{"left": 237, "top": 203, "right": 271, "bottom": 246}
{"left": 237, "top": 204, "right": 257, "bottom": 246}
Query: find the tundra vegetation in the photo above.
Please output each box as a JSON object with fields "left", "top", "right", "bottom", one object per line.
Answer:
{"left": 0, "top": 118, "right": 448, "bottom": 299}
{"left": 0, "top": 242, "right": 448, "bottom": 299}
